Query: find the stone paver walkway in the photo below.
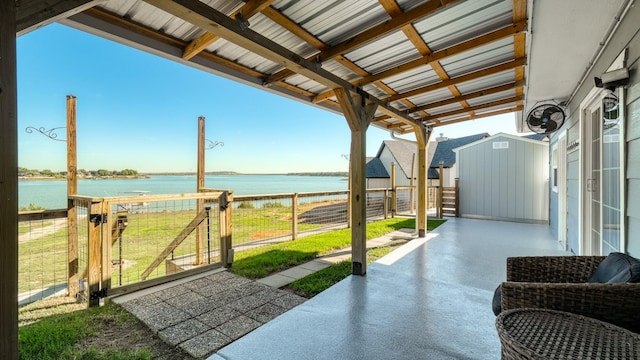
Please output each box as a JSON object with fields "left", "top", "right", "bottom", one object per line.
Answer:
{"left": 113, "top": 228, "right": 417, "bottom": 358}
{"left": 116, "top": 271, "right": 306, "bottom": 358}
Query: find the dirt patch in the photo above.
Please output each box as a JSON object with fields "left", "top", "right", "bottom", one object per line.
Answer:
{"left": 74, "top": 313, "right": 194, "bottom": 359}
{"left": 250, "top": 230, "right": 291, "bottom": 240}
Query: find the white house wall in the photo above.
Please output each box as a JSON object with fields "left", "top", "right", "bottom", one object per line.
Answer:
{"left": 549, "top": 2, "right": 640, "bottom": 257}
{"left": 457, "top": 135, "right": 549, "bottom": 223}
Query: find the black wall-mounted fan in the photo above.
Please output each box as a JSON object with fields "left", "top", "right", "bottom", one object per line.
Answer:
{"left": 525, "top": 104, "right": 565, "bottom": 134}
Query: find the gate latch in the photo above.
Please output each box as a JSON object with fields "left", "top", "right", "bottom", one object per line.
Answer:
{"left": 90, "top": 213, "right": 108, "bottom": 226}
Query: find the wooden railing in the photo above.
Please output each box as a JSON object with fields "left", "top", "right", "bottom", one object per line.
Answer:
{"left": 20, "top": 185, "right": 441, "bottom": 307}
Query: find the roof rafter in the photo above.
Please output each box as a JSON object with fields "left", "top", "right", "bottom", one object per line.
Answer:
{"left": 182, "top": 0, "right": 275, "bottom": 60}
{"left": 384, "top": 58, "right": 526, "bottom": 103}
{"left": 431, "top": 105, "right": 523, "bottom": 127}
{"left": 423, "top": 95, "right": 523, "bottom": 121}
{"left": 142, "top": 0, "right": 420, "bottom": 127}
{"left": 313, "top": 21, "right": 527, "bottom": 103}
{"left": 265, "top": 0, "right": 462, "bottom": 84}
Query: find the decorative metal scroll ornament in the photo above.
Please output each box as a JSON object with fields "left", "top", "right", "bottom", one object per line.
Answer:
{"left": 206, "top": 139, "right": 224, "bottom": 150}
{"left": 25, "top": 126, "right": 66, "bottom": 142}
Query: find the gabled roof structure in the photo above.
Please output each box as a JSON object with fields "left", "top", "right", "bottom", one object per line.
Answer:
{"left": 429, "top": 133, "right": 488, "bottom": 168}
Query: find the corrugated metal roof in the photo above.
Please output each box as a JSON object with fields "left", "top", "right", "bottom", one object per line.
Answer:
{"left": 58, "top": 0, "right": 530, "bottom": 132}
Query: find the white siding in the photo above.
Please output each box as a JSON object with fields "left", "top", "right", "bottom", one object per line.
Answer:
{"left": 457, "top": 135, "right": 549, "bottom": 223}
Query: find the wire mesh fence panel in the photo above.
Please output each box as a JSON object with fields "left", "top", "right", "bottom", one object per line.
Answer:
{"left": 297, "top": 192, "right": 348, "bottom": 237}
{"left": 396, "top": 187, "right": 416, "bottom": 215}
{"left": 107, "top": 197, "right": 222, "bottom": 288}
{"left": 366, "top": 190, "right": 386, "bottom": 220}
{"left": 76, "top": 200, "right": 90, "bottom": 304}
{"left": 232, "top": 195, "right": 294, "bottom": 250}
{"left": 18, "top": 209, "right": 70, "bottom": 305}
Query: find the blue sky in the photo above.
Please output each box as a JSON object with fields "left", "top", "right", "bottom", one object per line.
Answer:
{"left": 17, "top": 23, "right": 519, "bottom": 174}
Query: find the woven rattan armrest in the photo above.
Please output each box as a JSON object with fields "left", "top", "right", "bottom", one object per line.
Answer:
{"left": 501, "top": 281, "right": 640, "bottom": 333}
{"left": 506, "top": 256, "right": 605, "bottom": 283}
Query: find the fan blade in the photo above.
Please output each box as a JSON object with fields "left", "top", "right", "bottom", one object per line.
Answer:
{"left": 528, "top": 116, "right": 542, "bottom": 126}
{"left": 544, "top": 119, "right": 558, "bottom": 132}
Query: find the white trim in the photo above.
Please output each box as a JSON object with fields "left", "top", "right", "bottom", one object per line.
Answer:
{"left": 551, "top": 142, "right": 558, "bottom": 193}
{"left": 453, "top": 132, "right": 548, "bottom": 153}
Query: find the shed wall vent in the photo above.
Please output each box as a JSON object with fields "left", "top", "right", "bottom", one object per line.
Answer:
{"left": 493, "top": 141, "right": 509, "bottom": 149}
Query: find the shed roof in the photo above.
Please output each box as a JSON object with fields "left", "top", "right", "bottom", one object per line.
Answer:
{"left": 429, "top": 133, "right": 488, "bottom": 168}
{"left": 452, "top": 132, "right": 549, "bottom": 153}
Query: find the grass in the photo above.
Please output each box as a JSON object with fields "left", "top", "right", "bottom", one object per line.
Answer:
{"left": 19, "top": 298, "right": 154, "bottom": 360}
{"left": 230, "top": 217, "right": 446, "bottom": 279}
{"left": 286, "top": 240, "right": 408, "bottom": 298}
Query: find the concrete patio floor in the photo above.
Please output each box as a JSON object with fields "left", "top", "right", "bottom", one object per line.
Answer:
{"left": 210, "top": 217, "right": 569, "bottom": 360}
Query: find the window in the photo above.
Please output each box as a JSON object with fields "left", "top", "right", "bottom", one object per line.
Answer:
{"left": 492, "top": 141, "right": 509, "bottom": 149}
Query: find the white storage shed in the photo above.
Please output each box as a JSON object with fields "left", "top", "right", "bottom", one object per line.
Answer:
{"left": 454, "top": 133, "right": 549, "bottom": 223}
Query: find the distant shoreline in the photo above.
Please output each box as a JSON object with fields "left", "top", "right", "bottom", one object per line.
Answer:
{"left": 19, "top": 172, "right": 348, "bottom": 181}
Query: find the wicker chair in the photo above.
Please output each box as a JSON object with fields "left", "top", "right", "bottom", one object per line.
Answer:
{"left": 500, "top": 256, "right": 640, "bottom": 333}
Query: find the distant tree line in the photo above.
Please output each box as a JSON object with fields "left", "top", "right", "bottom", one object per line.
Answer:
{"left": 18, "top": 167, "right": 139, "bottom": 178}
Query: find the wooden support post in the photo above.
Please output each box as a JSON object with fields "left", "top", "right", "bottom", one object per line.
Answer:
{"left": 438, "top": 161, "right": 444, "bottom": 219}
{"left": 87, "top": 202, "right": 102, "bottom": 307}
{"left": 335, "top": 87, "right": 377, "bottom": 276}
{"left": 413, "top": 125, "right": 430, "bottom": 237}
{"left": 292, "top": 193, "right": 298, "bottom": 240}
{"left": 409, "top": 153, "right": 415, "bottom": 214}
{"left": 219, "top": 191, "right": 233, "bottom": 266}
{"left": 67, "top": 95, "right": 79, "bottom": 298}
{"left": 196, "top": 116, "right": 205, "bottom": 264}
{"left": 0, "top": 1, "right": 18, "bottom": 357}
{"left": 455, "top": 178, "right": 460, "bottom": 217}
{"left": 390, "top": 162, "right": 396, "bottom": 218}
{"left": 383, "top": 189, "right": 389, "bottom": 219}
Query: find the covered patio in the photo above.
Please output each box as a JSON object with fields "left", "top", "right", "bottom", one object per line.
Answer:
{"left": 1, "top": 0, "right": 631, "bottom": 357}
{"left": 208, "top": 217, "right": 567, "bottom": 359}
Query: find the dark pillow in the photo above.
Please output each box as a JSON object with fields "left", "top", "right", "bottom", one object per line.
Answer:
{"left": 492, "top": 285, "right": 502, "bottom": 316}
{"left": 587, "top": 252, "right": 640, "bottom": 283}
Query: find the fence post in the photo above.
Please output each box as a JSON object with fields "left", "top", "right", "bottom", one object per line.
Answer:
{"left": 383, "top": 189, "right": 388, "bottom": 219}
{"left": 455, "top": 178, "right": 460, "bottom": 217}
{"left": 219, "top": 191, "right": 234, "bottom": 266}
{"left": 87, "top": 201, "right": 102, "bottom": 307}
{"left": 391, "top": 162, "right": 396, "bottom": 218}
{"left": 438, "top": 161, "right": 444, "bottom": 219}
{"left": 292, "top": 193, "right": 298, "bottom": 240}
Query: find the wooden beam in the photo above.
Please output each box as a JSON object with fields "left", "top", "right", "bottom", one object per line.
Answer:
{"left": 266, "top": 0, "right": 462, "bottom": 83}
{"left": 424, "top": 95, "right": 522, "bottom": 121}
{"left": 385, "top": 58, "right": 526, "bottom": 103}
{"left": 409, "top": 81, "right": 524, "bottom": 113}
{"left": 0, "top": 0, "right": 17, "bottom": 356}
{"left": 413, "top": 124, "right": 430, "bottom": 237}
{"left": 336, "top": 88, "right": 377, "bottom": 276}
{"left": 313, "top": 21, "right": 526, "bottom": 103}
{"left": 144, "top": 0, "right": 420, "bottom": 126}
{"left": 67, "top": 95, "right": 79, "bottom": 299}
{"left": 261, "top": 6, "right": 327, "bottom": 50}
{"left": 513, "top": 0, "right": 527, "bottom": 99}
{"left": 431, "top": 105, "right": 524, "bottom": 127}
{"left": 196, "top": 116, "right": 205, "bottom": 264}
{"left": 17, "top": 0, "right": 102, "bottom": 36}
{"left": 362, "top": 21, "right": 526, "bottom": 86}
{"left": 141, "top": 209, "right": 210, "bottom": 280}
{"left": 182, "top": 0, "right": 275, "bottom": 60}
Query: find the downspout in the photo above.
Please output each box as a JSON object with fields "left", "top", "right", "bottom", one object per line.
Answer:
{"left": 565, "top": 0, "right": 634, "bottom": 106}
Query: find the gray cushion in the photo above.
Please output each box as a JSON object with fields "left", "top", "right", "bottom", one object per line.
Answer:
{"left": 492, "top": 285, "right": 502, "bottom": 316}
{"left": 587, "top": 252, "right": 640, "bottom": 283}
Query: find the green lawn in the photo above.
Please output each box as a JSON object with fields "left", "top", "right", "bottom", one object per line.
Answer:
{"left": 230, "top": 218, "right": 446, "bottom": 279}
{"left": 19, "top": 299, "right": 153, "bottom": 360}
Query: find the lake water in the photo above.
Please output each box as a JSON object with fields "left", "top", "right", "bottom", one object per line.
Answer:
{"left": 19, "top": 175, "right": 348, "bottom": 210}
